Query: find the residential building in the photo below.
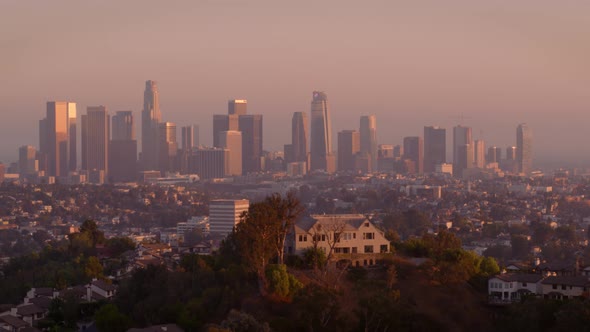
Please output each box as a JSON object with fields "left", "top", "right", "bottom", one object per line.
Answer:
{"left": 287, "top": 214, "right": 390, "bottom": 261}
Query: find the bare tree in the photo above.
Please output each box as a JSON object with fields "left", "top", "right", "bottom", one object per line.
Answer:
{"left": 265, "top": 192, "right": 304, "bottom": 265}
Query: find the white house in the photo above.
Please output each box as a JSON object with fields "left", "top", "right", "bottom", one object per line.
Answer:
{"left": 488, "top": 274, "right": 544, "bottom": 302}
{"left": 540, "top": 276, "right": 590, "bottom": 300}
{"left": 286, "top": 214, "right": 390, "bottom": 263}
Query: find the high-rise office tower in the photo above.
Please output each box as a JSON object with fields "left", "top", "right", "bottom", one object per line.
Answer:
{"left": 359, "top": 115, "right": 377, "bottom": 172}
{"left": 157, "top": 122, "right": 178, "bottom": 174}
{"left": 474, "top": 140, "right": 485, "bottom": 168}
{"left": 239, "top": 114, "right": 263, "bottom": 174}
{"left": 393, "top": 145, "right": 403, "bottom": 159}
{"left": 456, "top": 144, "right": 473, "bottom": 178}
{"left": 82, "top": 106, "right": 110, "bottom": 181}
{"left": 228, "top": 99, "right": 247, "bottom": 115}
{"left": 181, "top": 125, "right": 199, "bottom": 150}
{"left": 219, "top": 130, "right": 242, "bottom": 176}
{"left": 337, "top": 130, "right": 360, "bottom": 172}
{"left": 453, "top": 126, "right": 473, "bottom": 176}
{"left": 377, "top": 144, "right": 395, "bottom": 172}
{"left": 403, "top": 136, "right": 423, "bottom": 174}
{"left": 517, "top": 123, "right": 533, "bottom": 175}
{"left": 423, "top": 126, "right": 446, "bottom": 173}
{"left": 487, "top": 146, "right": 501, "bottom": 163}
{"left": 291, "top": 112, "right": 308, "bottom": 164}
{"left": 112, "top": 111, "right": 135, "bottom": 140}
{"left": 141, "top": 80, "right": 161, "bottom": 171}
{"left": 189, "top": 148, "right": 230, "bottom": 179}
{"left": 506, "top": 146, "right": 517, "bottom": 160}
{"left": 213, "top": 114, "right": 239, "bottom": 148}
{"left": 19, "top": 145, "right": 37, "bottom": 177}
{"left": 68, "top": 106, "right": 77, "bottom": 172}
{"left": 42, "top": 102, "right": 76, "bottom": 177}
{"left": 310, "top": 91, "right": 334, "bottom": 173}
{"left": 209, "top": 199, "right": 250, "bottom": 237}
{"left": 110, "top": 111, "right": 137, "bottom": 182}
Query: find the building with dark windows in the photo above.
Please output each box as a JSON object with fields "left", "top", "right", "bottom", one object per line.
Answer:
{"left": 517, "top": 123, "right": 533, "bottom": 175}
{"left": 310, "top": 91, "right": 334, "bottom": 173}
{"left": 423, "top": 126, "right": 446, "bottom": 173}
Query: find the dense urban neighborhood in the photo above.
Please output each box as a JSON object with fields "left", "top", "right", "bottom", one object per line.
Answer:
{"left": 0, "top": 168, "right": 590, "bottom": 331}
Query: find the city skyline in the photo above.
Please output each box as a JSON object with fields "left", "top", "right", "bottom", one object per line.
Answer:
{"left": 2, "top": 1, "right": 589, "bottom": 166}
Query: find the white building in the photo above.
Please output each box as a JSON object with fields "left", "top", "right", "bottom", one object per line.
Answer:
{"left": 177, "top": 216, "right": 210, "bottom": 240}
{"left": 286, "top": 214, "right": 390, "bottom": 264}
{"left": 209, "top": 199, "right": 250, "bottom": 237}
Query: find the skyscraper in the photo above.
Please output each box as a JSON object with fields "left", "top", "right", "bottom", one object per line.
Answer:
{"left": 474, "top": 139, "right": 485, "bottom": 168}
{"left": 506, "top": 146, "right": 517, "bottom": 160}
{"left": 453, "top": 126, "right": 473, "bottom": 177}
{"left": 141, "top": 80, "right": 161, "bottom": 170}
{"left": 228, "top": 99, "right": 247, "bottom": 115}
{"left": 19, "top": 145, "right": 37, "bottom": 177}
{"left": 239, "top": 114, "right": 263, "bottom": 174}
{"left": 42, "top": 102, "right": 76, "bottom": 177}
{"left": 110, "top": 111, "right": 137, "bottom": 182}
{"left": 487, "top": 146, "right": 501, "bottom": 163}
{"left": 181, "top": 125, "right": 199, "bottom": 150}
{"left": 68, "top": 106, "right": 77, "bottom": 172}
{"left": 310, "top": 91, "right": 334, "bottom": 173}
{"left": 337, "top": 130, "right": 360, "bottom": 172}
{"left": 213, "top": 114, "right": 239, "bottom": 148}
{"left": 157, "top": 122, "right": 178, "bottom": 174}
{"left": 403, "top": 136, "right": 423, "bottom": 174}
{"left": 517, "top": 123, "right": 533, "bottom": 175}
{"left": 81, "top": 106, "right": 110, "bottom": 180}
{"left": 219, "top": 130, "right": 242, "bottom": 176}
{"left": 359, "top": 115, "right": 377, "bottom": 172}
{"left": 189, "top": 148, "right": 230, "bottom": 179}
{"left": 456, "top": 144, "right": 473, "bottom": 178}
{"left": 423, "top": 126, "right": 446, "bottom": 173}
{"left": 291, "top": 112, "right": 308, "bottom": 164}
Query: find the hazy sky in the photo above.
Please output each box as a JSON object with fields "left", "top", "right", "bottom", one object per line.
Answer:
{"left": 2, "top": 0, "right": 590, "bottom": 166}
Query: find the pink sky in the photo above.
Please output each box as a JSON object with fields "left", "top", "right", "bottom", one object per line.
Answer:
{"left": 1, "top": 0, "right": 589, "bottom": 166}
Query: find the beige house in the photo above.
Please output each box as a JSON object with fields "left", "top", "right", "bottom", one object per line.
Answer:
{"left": 286, "top": 214, "right": 390, "bottom": 260}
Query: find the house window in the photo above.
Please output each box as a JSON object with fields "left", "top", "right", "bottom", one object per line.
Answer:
{"left": 552, "top": 285, "right": 557, "bottom": 290}
{"left": 352, "top": 247, "right": 358, "bottom": 254}
{"left": 365, "top": 223, "right": 370, "bottom": 227}
{"left": 364, "top": 245, "right": 374, "bottom": 253}
{"left": 380, "top": 245, "right": 388, "bottom": 253}
{"left": 321, "top": 235, "right": 326, "bottom": 242}
{"left": 353, "top": 233, "right": 356, "bottom": 239}
{"left": 334, "top": 248, "right": 342, "bottom": 254}
{"left": 343, "top": 247, "right": 350, "bottom": 254}
{"left": 562, "top": 285, "right": 567, "bottom": 290}
{"left": 523, "top": 283, "right": 527, "bottom": 287}
{"left": 363, "top": 233, "right": 375, "bottom": 240}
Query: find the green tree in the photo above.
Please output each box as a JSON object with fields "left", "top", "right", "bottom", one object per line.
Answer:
{"left": 480, "top": 256, "right": 500, "bottom": 276}
{"left": 265, "top": 264, "right": 302, "bottom": 298}
{"left": 95, "top": 304, "right": 131, "bottom": 332}
{"left": 84, "top": 256, "right": 104, "bottom": 279}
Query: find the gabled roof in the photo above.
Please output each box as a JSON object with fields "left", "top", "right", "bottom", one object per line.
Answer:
{"left": 29, "top": 296, "right": 52, "bottom": 309}
{"left": 493, "top": 274, "right": 544, "bottom": 283}
{"left": 541, "top": 276, "right": 590, "bottom": 287}
{"left": 295, "top": 214, "right": 370, "bottom": 233}
{"left": 0, "top": 314, "right": 28, "bottom": 328}
{"left": 16, "top": 304, "right": 45, "bottom": 316}
{"left": 92, "top": 279, "right": 116, "bottom": 292}
{"left": 127, "top": 324, "right": 184, "bottom": 332}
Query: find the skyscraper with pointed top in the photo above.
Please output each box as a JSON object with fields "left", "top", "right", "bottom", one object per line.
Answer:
{"left": 310, "top": 91, "right": 335, "bottom": 173}
{"left": 141, "top": 80, "right": 161, "bottom": 171}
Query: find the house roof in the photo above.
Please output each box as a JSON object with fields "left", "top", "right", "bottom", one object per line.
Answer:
{"left": 295, "top": 214, "right": 369, "bottom": 233}
{"left": 541, "top": 276, "right": 590, "bottom": 287}
{"left": 0, "top": 314, "right": 28, "bottom": 328}
{"left": 33, "top": 288, "right": 54, "bottom": 297}
{"left": 127, "top": 324, "right": 184, "bottom": 332}
{"left": 16, "top": 304, "right": 45, "bottom": 316}
{"left": 29, "top": 297, "right": 52, "bottom": 309}
{"left": 92, "top": 279, "right": 116, "bottom": 292}
{"left": 494, "top": 274, "right": 544, "bottom": 283}
{"left": 537, "top": 261, "right": 576, "bottom": 271}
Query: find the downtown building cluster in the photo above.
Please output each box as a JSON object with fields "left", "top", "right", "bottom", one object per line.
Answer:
{"left": 5, "top": 82, "right": 533, "bottom": 184}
